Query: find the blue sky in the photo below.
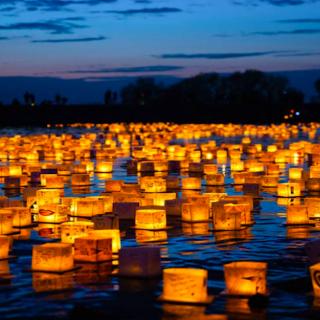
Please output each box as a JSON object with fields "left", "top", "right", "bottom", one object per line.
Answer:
{"left": 0, "top": 0, "right": 320, "bottom": 79}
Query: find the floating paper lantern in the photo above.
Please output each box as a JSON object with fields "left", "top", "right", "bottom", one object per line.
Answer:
{"left": 95, "top": 161, "right": 113, "bottom": 173}
{"left": 181, "top": 177, "right": 201, "bottom": 190}
{"left": 74, "top": 236, "right": 112, "bottom": 262}
{"left": 310, "top": 166, "right": 320, "bottom": 179}
{"left": 32, "top": 243, "right": 74, "bottom": 272}
{"left": 38, "top": 204, "right": 69, "bottom": 224}
{"left": 286, "top": 205, "right": 309, "bottom": 225}
{"left": 154, "top": 161, "right": 168, "bottom": 172}
{"left": 71, "top": 198, "right": 105, "bottom": 217}
{"left": 41, "top": 174, "right": 64, "bottom": 189}
{"left": 161, "top": 268, "right": 211, "bottom": 303}
{"left": 88, "top": 229, "right": 121, "bottom": 253}
{"left": 277, "top": 183, "right": 301, "bottom": 197}
{"left": 137, "top": 161, "right": 154, "bottom": 172}
{"left": 36, "top": 189, "right": 61, "bottom": 207}
{"left": 61, "top": 221, "right": 94, "bottom": 244}
{"left": 105, "top": 180, "right": 124, "bottom": 192}
{"left": 205, "top": 174, "right": 225, "bottom": 186}
{"left": 188, "top": 162, "right": 203, "bottom": 173}
{"left": 135, "top": 206, "right": 167, "bottom": 230}
{"left": 118, "top": 246, "right": 161, "bottom": 278}
{"left": 0, "top": 209, "right": 13, "bottom": 235}
{"left": 212, "top": 203, "right": 242, "bottom": 231}
{"left": 182, "top": 203, "right": 209, "bottom": 222}
{"left": 307, "top": 178, "right": 320, "bottom": 192}
{"left": 230, "top": 161, "right": 244, "bottom": 172}
{"left": 203, "top": 164, "right": 218, "bottom": 175}
{"left": 166, "top": 176, "right": 180, "bottom": 189}
{"left": 224, "top": 261, "right": 267, "bottom": 296}
{"left": 71, "top": 174, "right": 90, "bottom": 186}
{"left": 144, "top": 192, "right": 176, "bottom": 206}
{"left": 289, "top": 168, "right": 303, "bottom": 180}
{"left": 11, "top": 207, "right": 32, "bottom": 227}
{"left": 261, "top": 175, "right": 278, "bottom": 188}
{"left": 216, "top": 150, "right": 227, "bottom": 164}
{"left": 0, "top": 236, "right": 10, "bottom": 259}
{"left": 140, "top": 176, "right": 166, "bottom": 193}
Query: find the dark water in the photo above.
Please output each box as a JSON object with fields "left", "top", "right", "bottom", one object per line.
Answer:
{"left": 0, "top": 126, "right": 319, "bottom": 320}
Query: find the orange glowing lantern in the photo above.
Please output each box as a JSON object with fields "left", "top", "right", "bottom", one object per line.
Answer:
{"left": 203, "top": 164, "right": 218, "bottom": 175}
{"left": 181, "top": 177, "right": 201, "bottom": 190}
{"left": 161, "top": 268, "right": 212, "bottom": 303}
{"left": 216, "top": 150, "right": 227, "bottom": 164}
{"left": 0, "top": 236, "right": 10, "bottom": 259}
{"left": 181, "top": 203, "right": 209, "bottom": 222}
{"left": 36, "top": 189, "right": 61, "bottom": 207}
{"left": 140, "top": 176, "right": 166, "bottom": 193}
{"left": 32, "top": 243, "right": 74, "bottom": 272}
{"left": 144, "top": 192, "right": 176, "bottom": 206}
{"left": 61, "top": 221, "right": 94, "bottom": 244}
{"left": 205, "top": 174, "right": 225, "bottom": 186}
{"left": 230, "top": 161, "right": 244, "bottom": 172}
{"left": 0, "top": 209, "right": 13, "bottom": 235}
{"left": 74, "top": 236, "right": 112, "bottom": 262}
{"left": 212, "top": 203, "right": 242, "bottom": 231}
{"left": 41, "top": 174, "right": 64, "bottom": 189}
{"left": 71, "top": 173, "right": 90, "bottom": 186}
{"left": 307, "top": 178, "right": 320, "bottom": 192}
{"left": 286, "top": 205, "right": 309, "bottom": 225}
{"left": 289, "top": 168, "right": 303, "bottom": 180}
{"left": 261, "top": 175, "right": 278, "bottom": 188}
{"left": 224, "top": 261, "right": 267, "bottom": 296}
{"left": 118, "top": 246, "right": 161, "bottom": 278}
{"left": 88, "top": 229, "right": 121, "bottom": 253}
{"left": 105, "top": 180, "right": 124, "bottom": 192}
{"left": 95, "top": 161, "right": 113, "bottom": 173}
{"left": 72, "top": 198, "right": 105, "bottom": 217}
{"left": 135, "top": 206, "right": 167, "bottom": 230}
{"left": 11, "top": 207, "right": 32, "bottom": 227}
{"left": 38, "top": 204, "right": 69, "bottom": 224}
{"left": 277, "top": 183, "right": 301, "bottom": 197}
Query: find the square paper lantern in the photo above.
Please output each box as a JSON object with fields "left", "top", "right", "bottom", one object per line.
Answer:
{"left": 144, "top": 192, "right": 176, "bottom": 207}
{"left": 212, "top": 203, "right": 242, "bottom": 231}
{"left": 161, "top": 268, "right": 211, "bottom": 303}
{"left": 41, "top": 174, "right": 64, "bottom": 189}
{"left": 74, "top": 236, "right": 112, "bottom": 262}
{"left": 36, "top": 189, "right": 60, "bottom": 207}
{"left": 205, "top": 174, "right": 225, "bottom": 186}
{"left": 88, "top": 229, "right": 121, "bottom": 253}
{"left": 216, "top": 150, "right": 227, "bottom": 164}
{"left": 310, "top": 263, "right": 320, "bottom": 297}
{"left": 286, "top": 205, "right": 309, "bottom": 225}
{"left": 224, "top": 261, "right": 267, "bottom": 296}
{"left": 61, "top": 221, "right": 94, "bottom": 244}
{"left": 203, "top": 164, "right": 218, "bottom": 175}
{"left": 289, "top": 168, "right": 303, "bottom": 180}
{"left": 277, "top": 183, "right": 301, "bottom": 197}
{"left": 105, "top": 180, "right": 123, "bottom": 192}
{"left": 32, "top": 243, "right": 74, "bottom": 272}
{"left": 71, "top": 174, "right": 90, "bottom": 186}
{"left": 182, "top": 203, "right": 209, "bottom": 222}
{"left": 135, "top": 206, "right": 167, "bottom": 230}
{"left": 261, "top": 175, "right": 278, "bottom": 188}
{"left": 230, "top": 161, "right": 244, "bottom": 172}
{"left": 72, "top": 198, "right": 105, "bottom": 217}
{"left": 0, "top": 236, "right": 10, "bottom": 259}
{"left": 118, "top": 246, "right": 161, "bottom": 278}
{"left": 181, "top": 177, "right": 202, "bottom": 190}
{"left": 140, "top": 176, "right": 166, "bottom": 193}
{"left": 95, "top": 161, "right": 113, "bottom": 173}
{"left": 38, "top": 204, "right": 69, "bottom": 224}
{"left": 0, "top": 209, "right": 13, "bottom": 235}
{"left": 11, "top": 207, "right": 32, "bottom": 227}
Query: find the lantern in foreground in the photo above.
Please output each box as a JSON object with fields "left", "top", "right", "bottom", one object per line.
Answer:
{"left": 160, "top": 268, "right": 212, "bottom": 303}
{"left": 61, "top": 221, "right": 94, "bottom": 244}
{"left": 212, "top": 203, "right": 242, "bottom": 231}
{"left": 118, "top": 246, "right": 161, "bottom": 278}
{"left": 135, "top": 206, "right": 167, "bottom": 230}
{"left": 277, "top": 183, "right": 301, "bottom": 197}
{"left": 71, "top": 198, "right": 105, "bottom": 217}
{"left": 88, "top": 229, "right": 121, "bottom": 253}
{"left": 0, "top": 236, "right": 10, "bottom": 259}
{"left": 38, "top": 204, "right": 69, "bottom": 224}
{"left": 182, "top": 203, "right": 209, "bottom": 222}
{"left": 224, "top": 261, "right": 267, "bottom": 296}
{"left": 74, "top": 236, "right": 112, "bottom": 262}
{"left": 286, "top": 205, "right": 310, "bottom": 225}
{"left": 140, "top": 176, "right": 166, "bottom": 193}
{"left": 32, "top": 243, "right": 74, "bottom": 272}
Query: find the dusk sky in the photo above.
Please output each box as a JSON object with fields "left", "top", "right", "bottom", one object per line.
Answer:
{"left": 0, "top": 0, "right": 320, "bottom": 81}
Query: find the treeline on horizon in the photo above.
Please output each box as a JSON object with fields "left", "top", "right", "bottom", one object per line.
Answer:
{"left": 1, "top": 69, "right": 320, "bottom": 126}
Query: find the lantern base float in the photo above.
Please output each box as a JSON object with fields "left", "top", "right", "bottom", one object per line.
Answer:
{"left": 27, "top": 265, "right": 82, "bottom": 275}
{"left": 157, "top": 294, "right": 214, "bottom": 305}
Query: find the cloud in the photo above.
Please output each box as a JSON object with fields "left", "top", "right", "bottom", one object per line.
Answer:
{"left": 67, "top": 65, "right": 184, "bottom": 73}
{"left": 233, "top": 0, "right": 319, "bottom": 6}
{"left": 32, "top": 35, "right": 106, "bottom": 43}
{"left": 105, "top": 7, "right": 182, "bottom": 16}
{"left": 156, "top": 51, "right": 283, "bottom": 60}
{"left": 277, "top": 18, "right": 320, "bottom": 23}
{"left": 0, "top": 19, "right": 87, "bottom": 34}
{"left": 249, "top": 28, "right": 320, "bottom": 35}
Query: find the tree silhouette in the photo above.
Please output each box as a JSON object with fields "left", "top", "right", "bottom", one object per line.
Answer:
{"left": 24, "top": 91, "right": 36, "bottom": 106}
{"left": 315, "top": 79, "right": 320, "bottom": 97}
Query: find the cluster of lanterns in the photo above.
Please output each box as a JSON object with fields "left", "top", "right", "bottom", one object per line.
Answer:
{"left": 1, "top": 122, "right": 320, "bottom": 312}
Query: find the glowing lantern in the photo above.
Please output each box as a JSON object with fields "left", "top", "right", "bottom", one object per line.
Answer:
{"left": 38, "top": 204, "right": 69, "bottom": 224}
{"left": 88, "top": 229, "right": 121, "bottom": 253}
{"left": 277, "top": 183, "right": 301, "bottom": 197}
{"left": 32, "top": 243, "right": 74, "bottom": 272}
{"left": 212, "top": 203, "right": 242, "bottom": 231}
{"left": 137, "top": 161, "right": 154, "bottom": 172}
{"left": 71, "top": 174, "right": 90, "bottom": 186}
{"left": 95, "top": 161, "right": 113, "bottom": 173}
{"left": 305, "top": 198, "right": 320, "bottom": 218}
{"left": 310, "top": 263, "right": 320, "bottom": 297}
{"left": 230, "top": 161, "right": 244, "bottom": 172}
{"left": 144, "top": 192, "right": 176, "bottom": 206}
{"left": 41, "top": 174, "right": 64, "bottom": 189}
{"left": 36, "top": 189, "right": 60, "bottom": 207}
{"left": 307, "top": 178, "right": 320, "bottom": 192}
{"left": 0, "top": 236, "right": 10, "bottom": 259}
{"left": 224, "top": 261, "right": 267, "bottom": 296}
{"left": 182, "top": 203, "right": 209, "bottom": 222}
{"left": 72, "top": 198, "right": 105, "bottom": 217}
{"left": 261, "top": 175, "right": 278, "bottom": 188}
{"left": 203, "top": 164, "right": 218, "bottom": 175}
{"left": 217, "top": 150, "right": 227, "bottom": 164}
{"left": 154, "top": 160, "right": 168, "bottom": 172}
{"left": 8, "top": 165, "right": 22, "bottom": 176}
{"left": 205, "top": 174, "right": 225, "bottom": 186}
{"left": 140, "top": 176, "right": 166, "bottom": 193}
{"left": 181, "top": 177, "right": 201, "bottom": 190}
{"left": 188, "top": 163, "right": 203, "bottom": 173}
{"left": 166, "top": 176, "right": 180, "bottom": 189}
{"left": 161, "top": 268, "right": 212, "bottom": 303}
{"left": 61, "top": 221, "right": 94, "bottom": 244}
{"left": 289, "top": 168, "right": 303, "bottom": 180}
{"left": 105, "top": 180, "right": 123, "bottom": 192}
{"left": 286, "top": 205, "right": 309, "bottom": 225}
{"left": 11, "top": 207, "right": 32, "bottom": 227}
{"left": 0, "top": 209, "right": 13, "bottom": 235}
{"left": 74, "top": 236, "right": 112, "bottom": 262}
{"left": 135, "top": 206, "right": 167, "bottom": 230}
{"left": 310, "top": 166, "right": 320, "bottom": 179}
{"left": 118, "top": 246, "right": 161, "bottom": 278}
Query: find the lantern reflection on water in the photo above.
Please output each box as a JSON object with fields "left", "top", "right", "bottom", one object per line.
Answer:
{"left": 224, "top": 261, "right": 267, "bottom": 296}
{"left": 32, "top": 272, "right": 73, "bottom": 293}
{"left": 161, "top": 268, "right": 212, "bottom": 304}
{"left": 32, "top": 243, "right": 74, "bottom": 272}
{"left": 0, "top": 236, "right": 10, "bottom": 259}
